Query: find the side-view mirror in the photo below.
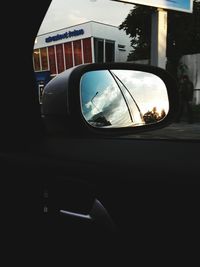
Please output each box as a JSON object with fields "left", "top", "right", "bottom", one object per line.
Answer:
{"left": 41, "top": 63, "right": 179, "bottom": 136}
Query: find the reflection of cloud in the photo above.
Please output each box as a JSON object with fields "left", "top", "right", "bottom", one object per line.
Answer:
{"left": 102, "top": 98, "right": 121, "bottom": 118}
{"left": 83, "top": 69, "right": 170, "bottom": 128}
{"left": 84, "top": 83, "right": 134, "bottom": 126}
{"left": 85, "top": 101, "right": 93, "bottom": 110}
{"left": 85, "top": 84, "right": 124, "bottom": 121}
{"left": 112, "top": 70, "right": 169, "bottom": 116}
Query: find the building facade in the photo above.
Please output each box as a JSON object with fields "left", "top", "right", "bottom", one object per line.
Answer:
{"left": 33, "top": 21, "right": 132, "bottom": 85}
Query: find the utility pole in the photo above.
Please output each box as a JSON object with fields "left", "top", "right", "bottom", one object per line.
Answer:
{"left": 150, "top": 8, "right": 168, "bottom": 69}
{"left": 111, "top": 0, "right": 193, "bottom": 69}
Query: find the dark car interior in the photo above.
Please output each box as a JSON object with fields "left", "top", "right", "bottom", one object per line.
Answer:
{"left": 1, "top": 0, "right": 200, "bottom": 262}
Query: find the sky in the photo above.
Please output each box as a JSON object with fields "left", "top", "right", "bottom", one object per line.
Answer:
{"left": 38, "top": 0, "right": 193, "bottom": 35}
{"left": 38, "top": 0, "right": 134, "bottom": 35}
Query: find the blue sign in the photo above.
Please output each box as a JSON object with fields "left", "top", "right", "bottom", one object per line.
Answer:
{"left": 35, "top": 70, "right": 51, "bottom": 84}
{"left": 45, "top": 29, "right": 85, "bottom": 43}
{"left": 112, "top": 1, "right": 193, "bottom": 13}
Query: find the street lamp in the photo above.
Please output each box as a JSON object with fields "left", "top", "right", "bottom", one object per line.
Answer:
{"left": 91, "top": 92, "right": 101, "bottom": 113}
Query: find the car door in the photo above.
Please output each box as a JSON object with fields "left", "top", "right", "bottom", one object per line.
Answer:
{"left": 1, "top": 0, "right": 200, "bottom": 263}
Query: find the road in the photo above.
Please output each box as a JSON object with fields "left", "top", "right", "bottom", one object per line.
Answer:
{"left": 123, "top": 122, "right": 200, "bottom": 140}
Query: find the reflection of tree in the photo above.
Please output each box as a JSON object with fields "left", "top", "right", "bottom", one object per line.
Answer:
{"left": 160, "top": 109, "right": 166, "bottom": 120}
{"left": 143, "top": 107, "right": 166, "bottom": 124}
{"left": 88, "top": 112, "right": 112, "bottom": 127}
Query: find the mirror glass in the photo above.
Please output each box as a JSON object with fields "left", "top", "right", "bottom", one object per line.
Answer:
{"left": 80, "top": 70, "right": 169, "bottom": 128}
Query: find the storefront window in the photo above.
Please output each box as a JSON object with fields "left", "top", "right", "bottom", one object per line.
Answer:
{"left": 40, "top": 47, "right": 48, "bottom": 70}
{"left": 33, "top": 49, "right": 41, "bottom": 71}
{"left": 48, "top": 46, "right": 57, "bottom": 75}
{"left": 64, "top": 42, "right": 73, "bottom": 69}
{"left": 94, "top": 38, "right": 104, "bottom": 63}
{"left": 73, "top": 40, "right": 82, "bottom": 66}
{"left": 83, "top": 38, "right": 92, "bottom": 63}
{"left": 56, "top": 44, "right": 65, "bottom": 73}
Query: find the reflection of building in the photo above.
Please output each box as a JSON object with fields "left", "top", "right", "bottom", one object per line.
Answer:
{"left": 33, "top": 21, "right": 131, "bottom": 83}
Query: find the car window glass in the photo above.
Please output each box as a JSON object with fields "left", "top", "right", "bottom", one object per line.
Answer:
{"left": 36, "top": 0, "right": 200, "bottom": 140}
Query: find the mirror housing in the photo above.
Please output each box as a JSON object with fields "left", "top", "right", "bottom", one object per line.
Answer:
{"left": 42, "top": 63, "right": 179, "bottom": 136}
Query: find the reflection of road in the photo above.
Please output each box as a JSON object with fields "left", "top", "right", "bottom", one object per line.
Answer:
{"left": 121, "top": 122, "right": 200, "bottom": 140}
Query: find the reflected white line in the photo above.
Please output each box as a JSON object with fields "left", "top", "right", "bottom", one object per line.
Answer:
{"left": 60, "top": 210, "right": 92, "bottom": 220}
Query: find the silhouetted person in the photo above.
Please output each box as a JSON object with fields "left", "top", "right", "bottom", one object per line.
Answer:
{"left": 176, "top": 75, "right": 194, "bottom": 124}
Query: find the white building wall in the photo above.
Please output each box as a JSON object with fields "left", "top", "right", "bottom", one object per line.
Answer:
{"left": 34, "top": 21, "right": 132, "bottom": 62}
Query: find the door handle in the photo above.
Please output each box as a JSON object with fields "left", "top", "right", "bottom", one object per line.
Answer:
{"left": 60, "top": 209, "right": 92, "bottom": 221}
{"left": 60, "top": 198, "right": 117, "bottom": 232}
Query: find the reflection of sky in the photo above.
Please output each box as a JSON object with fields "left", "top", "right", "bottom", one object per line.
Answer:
{"left": 80, "top": 69, "right": 169, "bottom": 128}
{"left": 112, "top": 70, "right": 169, "bottom": 116}
{"left": 81, "top": 71, "right": 111, "bottom": 107}
{"left": 80, "top": 71, "right": 133, "bottom": 127}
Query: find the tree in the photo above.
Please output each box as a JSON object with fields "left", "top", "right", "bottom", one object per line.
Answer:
{"left": 119, "top": 0, "right": 200, "bottom": 78}
{"left": 119, "top": 5, "right": 154, "bottom": 61}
